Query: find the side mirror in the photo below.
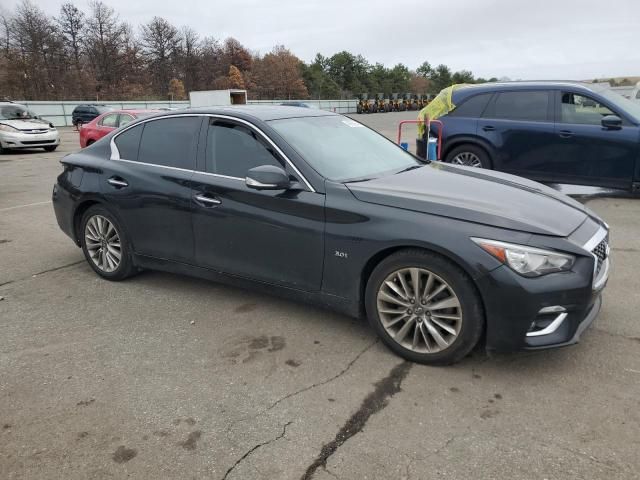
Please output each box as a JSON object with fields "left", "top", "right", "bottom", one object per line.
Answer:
{"left": 601, "top": 115, "right": 622, "bottom": 130}
{"left": 245, "top": 165, "right": 290, "bottom": 190}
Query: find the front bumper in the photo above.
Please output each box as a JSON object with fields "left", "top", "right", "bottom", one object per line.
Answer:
{"left": 477, "top": 235, "right": 610, "bottom": 352}
{"left": 0, "top": 130, "right": 60, "bottom": 149}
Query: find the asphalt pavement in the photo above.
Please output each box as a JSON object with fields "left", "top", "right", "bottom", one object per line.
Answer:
{"left": 1, "top": 112, "right": 639, "bottom": 479}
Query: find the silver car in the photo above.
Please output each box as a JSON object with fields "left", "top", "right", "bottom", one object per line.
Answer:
{"left": 0, "top": 102, "right": 60, "bottom": 153}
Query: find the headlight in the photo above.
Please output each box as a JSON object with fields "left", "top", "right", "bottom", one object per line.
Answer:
{"left": 472, "top": 238, "right": 575, "bottom": 277}
{"left": 0, "top": 124, "right": 19, "bottom": 132}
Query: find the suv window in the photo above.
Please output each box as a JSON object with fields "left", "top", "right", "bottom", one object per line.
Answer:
{"left": 138, "top": 117, "right": 201, "bottom": 169}
{"left": 99, "top": 113, "right": 119, "bottom": 127}
{"left": 205, "top": 120, "right": 283, "bottom": 177}
{"left": 114, "top": 123, "right": 143, "bottom": 160}
{"left": 560, "top": 92, "right": 614, "bottom": 125}
{"left": 489, "top": 91, "right": 549, "bottom": 122}
{"left": 449, "top": 93, "right": 492, "bottom": 117}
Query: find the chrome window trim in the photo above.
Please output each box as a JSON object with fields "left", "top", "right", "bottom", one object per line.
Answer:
{"left": 109, "top": 113, "right": 316, "bottom": 192}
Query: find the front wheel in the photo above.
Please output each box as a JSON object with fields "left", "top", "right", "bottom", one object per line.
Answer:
{"left": 445, "top": 144, "right": 491, "bottom": 169}
{"left": 43, "top": 145, "right": 58, "bottom": 152}
{"left": 365, "top": 249, "right": 484, "bottom": 365}
{"left": 81, "top": 205, "right": 136, "bottom": 281}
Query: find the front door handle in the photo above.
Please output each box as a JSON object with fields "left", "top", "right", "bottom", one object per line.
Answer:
{"left": 107, "top": 177, "right": 128, "bottom": 188}
{"left": 194, "top": 193, "right": 221, "bottom": 207}
{"left": 482, "top": 125, "right": 495, "bottom": 132}
{"left": 559, "top": 130, "right": 574, "bottom": 138}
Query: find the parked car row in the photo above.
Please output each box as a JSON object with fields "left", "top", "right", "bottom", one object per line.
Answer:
{"left": 430, "top": 81, "right": 640, "bottom": 192}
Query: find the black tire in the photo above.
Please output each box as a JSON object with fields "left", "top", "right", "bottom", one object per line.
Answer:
{"left": 0, "top": 144, "right": 7, "bottom": 154}
{"left": 445, "top": 144, "right": 492, "bottom": 169}
{"left": 357, "top": 105, "right": 362, "bottom": 114}
{"left": 86, "top": 139, "right": 95, "bottom": 146}
{"left": 365, "top": 249, "right": 484, "bottom": 365}
{"left": 43, "top": 145, "right": 58, "bottom": 152}
{"left": 80, "top": 205, "right": 136, "bottom": 281}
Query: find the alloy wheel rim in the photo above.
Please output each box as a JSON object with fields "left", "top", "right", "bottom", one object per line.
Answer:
{"left": 452, "top": 152, "right": 482, "bottom": 167}
{"left": 376, "top": 267, "right": 463, "bottom": 354}
{"left": 85, "top": 215, "right": 122, "bottom": 273}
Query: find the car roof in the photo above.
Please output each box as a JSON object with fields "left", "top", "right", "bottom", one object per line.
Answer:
{"left": 185, "top": 105, "right": 336, "bottom": 121}
{"left": 453, "top": 81, "right": 606, "bottom": 102}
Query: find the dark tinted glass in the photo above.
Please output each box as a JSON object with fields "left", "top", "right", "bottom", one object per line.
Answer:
{"left": 206, "top": 121, "right": 283, "bottom": 177}
{"left": 114, "top": 124, "right": 143, "bottom": 160}
{"left": 449, "top": 93, "right": 492, "bottom": 117}
{"left": 138, "top": 117, "right": 201, "bottom": 169}
{"left": 491, "top": 91, "right": 549, "bottom": 121}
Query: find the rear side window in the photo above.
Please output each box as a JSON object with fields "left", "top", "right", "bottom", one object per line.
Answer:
{"left": 138, "top": 117, "right": 201, "bottom": 169}
{"left": 205, "top": 120, "right": 283, "bottom": 177}
{"left": 114, "top": 124, "right": 143, "bottom": 160}
{"left": 489, "top": 91, "right": 549, "bottom": 122}
{"left": 449, "top": 93, "right": 492, "bottom": 117}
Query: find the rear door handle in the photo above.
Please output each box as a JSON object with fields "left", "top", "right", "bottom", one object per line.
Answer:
{"left": 482, "top": 125, "right": 495, "bottom": 132}
{"left": 559, "top": 130, "right": 574, "bottom": 138}
{"left": 194, "top": 193, "right": 221, "bottom": 207}
{"left": 107, "top": 177, "right": 128, "bottom": 188}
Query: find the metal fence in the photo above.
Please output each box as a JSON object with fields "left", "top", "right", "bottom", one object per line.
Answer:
{"left": 15, "top": 99, "right": 358, "bottom": 126}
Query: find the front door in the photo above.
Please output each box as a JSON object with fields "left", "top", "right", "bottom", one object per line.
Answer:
{"left": 101, "top": 116, "right": 203, "bottom": 262}
{"left": 191, "top": 117, "right": 325, "bottom": 291}
{"left": 552, "top": 90, "right": 639, "bottom": 189}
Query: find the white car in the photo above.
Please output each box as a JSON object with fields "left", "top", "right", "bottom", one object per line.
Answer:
{"left": 0, "top": 102, "right": 60, "bottom": 153}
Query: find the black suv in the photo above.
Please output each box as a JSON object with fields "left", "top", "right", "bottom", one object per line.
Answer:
{"left": 71, "top": 104, "right": 114, "bottom": 126}
{"left": 433, "top": 82, "right": 640, "bottom": 191}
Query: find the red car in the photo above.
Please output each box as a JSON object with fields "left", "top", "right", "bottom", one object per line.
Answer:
{"left": 79, "top": 109, "right": 160, "bottom": 147}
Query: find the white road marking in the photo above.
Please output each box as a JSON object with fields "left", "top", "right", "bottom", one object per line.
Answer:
{"left": 0, "top": 200, "right": 51, "bottom": 212}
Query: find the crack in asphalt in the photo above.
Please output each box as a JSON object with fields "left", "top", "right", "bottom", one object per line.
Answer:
{"left": 300, "top": 361, "right": 413, "bottom": 480}
{"left": 593, "top": 328, "right": 640, "bottom": 344}
{"left": 226, "top": 339, "right": 379, "bottom": 436}
{"left": 265, "top": 338, "right": 379, "bottom": 413}
{"left": 0, "top": 260, "right": 84, "bottom": 289}
{"left": 222, "top": 421, "right": 292, "bottom": 480}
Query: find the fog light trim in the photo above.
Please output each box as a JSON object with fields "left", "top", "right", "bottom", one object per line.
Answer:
{"left": 526, "top": 307, "right": 567, "bottom": 337}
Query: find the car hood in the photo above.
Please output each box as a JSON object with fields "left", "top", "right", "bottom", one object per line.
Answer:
{"left": 0, "top": 118, "right": 52, "bottom": 130}
{"left": 346, "top": 163, "right": 589, "bottom": 237}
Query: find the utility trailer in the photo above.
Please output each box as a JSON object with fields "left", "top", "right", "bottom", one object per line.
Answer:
{"left": 189, "top": 89, "right": 247, "bottom": 108}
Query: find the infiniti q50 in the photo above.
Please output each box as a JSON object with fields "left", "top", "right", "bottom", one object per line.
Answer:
{"left": 53, "top": 107, "right": 610, "bottom": 365}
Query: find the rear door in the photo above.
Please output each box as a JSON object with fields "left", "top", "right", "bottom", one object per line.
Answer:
{"left": 552, "top": 90, "right": 639, "bottom": 189}
{"left": 478, "top": 90, "right": 558, "bottom": 181}
{"left": 101, "top": 115, "right": 203, "bottom": 262}
{"left": 191, "top": 117, "right": 325, "bottom": 291}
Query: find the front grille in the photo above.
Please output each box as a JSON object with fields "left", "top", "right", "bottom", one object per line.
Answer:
{"left": 21, "top": 139, "right": 55, "bottom": 145}
{"left": 592, "top": 237, "right": 609, "bottom": 274}
{"left": 20, "top": 129, "right": 49, "bottom": 134}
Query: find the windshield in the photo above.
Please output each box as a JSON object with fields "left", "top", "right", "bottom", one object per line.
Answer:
{"left": 270, "top": 115, "right": 422, "bottom": 181}
{"left": 598, "top": 88, "right": 640, "bottom": 123}
{"left": 0, "top": 104, "right": 33, "bottom": 120}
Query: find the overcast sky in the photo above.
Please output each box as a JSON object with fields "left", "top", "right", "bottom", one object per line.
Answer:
{"left": 4, "top": 0, "right": 640, "bottom": 80}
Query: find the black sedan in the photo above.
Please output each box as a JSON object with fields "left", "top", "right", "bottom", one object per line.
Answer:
{"left": 52, "top": 106, "right": 610, "bottom": 365}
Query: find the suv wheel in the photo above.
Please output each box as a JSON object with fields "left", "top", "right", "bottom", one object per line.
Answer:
{"left": 445, "top": 144, "right": 491, "bottom": 168}
{"left": 365, "top": 249, "right": 484, "bottom": 365}
{"left": 80, "top": 205, "right": 136, "bottom": 281}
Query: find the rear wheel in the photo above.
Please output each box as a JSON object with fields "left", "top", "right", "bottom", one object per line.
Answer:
{"left": 365, "top": 249, "right": 484, "bottom": 365}
{"left": 80, "top": 205, "right": 136, "bottom": 281}
{"left": 445, "top": 144, "right": 491, "bottom": 169}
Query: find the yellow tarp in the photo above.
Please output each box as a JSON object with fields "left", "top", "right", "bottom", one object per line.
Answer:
{"left": 417, "top": 84, "right": 468, "bottom": 137}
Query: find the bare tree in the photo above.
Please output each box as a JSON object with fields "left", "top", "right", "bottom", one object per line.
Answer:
{"left": 141, "top": 16, "right": 179, "bottom": 98}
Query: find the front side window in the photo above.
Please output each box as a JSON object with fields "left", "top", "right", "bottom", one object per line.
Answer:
{"left": 118, "top": 114, "right": 134, "bottom": 127}
{"left": 489, "top": 91, "right": 549, "bottom": 122}
{"left": 137, "top": 116, "right": 201, "bottom": 169}
{"left": 114, "top": 124, "right": 143, "bottom": 160}
{"left": 205, "top": 120, "right": 283, "bottom": 177}
{"left": 560, "top": 92, "right": 614, "bottom": 125}
{"left": 100, "top": 114, "right": 119, "bottom": 127}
